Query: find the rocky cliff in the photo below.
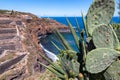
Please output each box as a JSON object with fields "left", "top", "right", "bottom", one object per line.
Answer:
{"left": 0, "top": 10, "right": 68, "bottom": 80}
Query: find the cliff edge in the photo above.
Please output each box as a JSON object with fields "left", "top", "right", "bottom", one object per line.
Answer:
{"left": 0, "top": 10, "right": 68, "bottom": 80}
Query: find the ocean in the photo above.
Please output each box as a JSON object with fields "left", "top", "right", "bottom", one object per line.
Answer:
{"left": 39, "top": 17, "right": 120, "bottom": 56}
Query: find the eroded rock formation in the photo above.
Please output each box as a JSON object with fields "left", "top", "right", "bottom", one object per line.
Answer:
{"left": 0, "top": 11, "right": 68, "bottom": 80}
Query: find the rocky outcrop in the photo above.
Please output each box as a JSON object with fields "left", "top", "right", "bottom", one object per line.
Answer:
{"left": 0, "top": 11, "right": 68, "bottom": 79}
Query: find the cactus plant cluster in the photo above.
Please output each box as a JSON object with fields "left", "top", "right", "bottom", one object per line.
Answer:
{"left": 39, "top": 50, "right": 81, "bottom": 80}
{"left": 38, "top": 0, "right": 120, "bottom": 80}
{"left": 86, "top": 0, "right": 115, "bottom": 36}
{"left": 85, "top": 0, "right": 120, "bottom": 79}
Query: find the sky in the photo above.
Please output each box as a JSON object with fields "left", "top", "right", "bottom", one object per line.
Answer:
{"left": 0, "top": 0, "right": 119, "bottom": 17}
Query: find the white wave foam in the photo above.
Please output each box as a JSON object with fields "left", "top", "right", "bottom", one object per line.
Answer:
{"left": 39, "top": 44, "right": 59, "bottom": 62}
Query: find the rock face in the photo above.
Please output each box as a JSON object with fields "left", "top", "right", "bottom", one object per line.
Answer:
{"left": 0, "top": 11, "right": 68, "bottom": 79}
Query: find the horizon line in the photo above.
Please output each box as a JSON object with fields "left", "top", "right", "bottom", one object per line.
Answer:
{"left": 39, "top": 16, "right": 119, "bottom": 17}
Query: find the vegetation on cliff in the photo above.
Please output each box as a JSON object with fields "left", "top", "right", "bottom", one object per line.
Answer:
{"left": 39, "top": 0, "right": 120, "bottom": 80}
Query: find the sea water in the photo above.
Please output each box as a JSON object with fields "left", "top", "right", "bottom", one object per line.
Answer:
{"left": 40, "top": 17, "right": 120, "bottom": 55}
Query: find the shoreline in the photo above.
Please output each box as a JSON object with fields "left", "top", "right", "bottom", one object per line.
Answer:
{"left": 38, "top": 34, "right": 59, "bottom": 62}
{"left": 39, "top": 43, "right": 59, "bottom": 62}
{"left": 38, "top": 31, "right": 72, "bottom": 62}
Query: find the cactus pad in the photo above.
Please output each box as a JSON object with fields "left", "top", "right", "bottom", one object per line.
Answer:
{"left": 104, "top": 60, "right": 120, "bottom": 80}
{"left": 85, "top": 48, "right": 120, "bottom": 73}
{"left": 59, "top": 50, "right": 80, "bottom": 77}
{"left": 92, "top": 24, "right": 119, "bottom": 49}
{"left": 71, "top": 59, "right": 80, "bottom": 76}
{"left": 86, "top": 0, "right": 115, "bottom": 35}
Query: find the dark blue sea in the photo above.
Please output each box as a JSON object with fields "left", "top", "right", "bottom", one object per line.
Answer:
{"left": 40, "top": 17, "right": 120, "bottom": 55}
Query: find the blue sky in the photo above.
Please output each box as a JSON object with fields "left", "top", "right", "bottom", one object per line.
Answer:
{"left": 0, "top": 0, "right": 119, "bottom": 17}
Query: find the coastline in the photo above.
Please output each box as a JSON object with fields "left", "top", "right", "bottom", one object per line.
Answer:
{"left": 39, "top": 43, "right": 59, "bottom": 62}
{"left": 0, "top": 10, "right": 69, "bottom": 79}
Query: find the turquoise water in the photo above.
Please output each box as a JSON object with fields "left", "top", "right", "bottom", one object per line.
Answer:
{"left": 40, "top": 17, "right": 120, "bottom": 54}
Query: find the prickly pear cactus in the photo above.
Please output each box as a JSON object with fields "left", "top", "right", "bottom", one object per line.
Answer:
{"left": 92, "top": 24, "right": 120, "bottom": 49}
{"left": 86, "top": 0, "right": 115, "bottom": 35}
{"left": 104, "top": 60, "right": 120, "bottom": 80}
{"left": 59, "top": 50, "right": 78, "bottom": 60}
{"left": 70, "top": 59, "right": 80, "bottom": 76}
{"left": 85, "top": 48, "right": 120, "bottom": 73}
{"left": 59, "top": 50, "right": 80, "bottom": 77}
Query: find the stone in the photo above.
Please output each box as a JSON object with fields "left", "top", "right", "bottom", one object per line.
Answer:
{"left": 0, "top": 28, "right": 16, "bottom": 34}
{"left": 0, "top": 11, "right": 68, "bottom": 79}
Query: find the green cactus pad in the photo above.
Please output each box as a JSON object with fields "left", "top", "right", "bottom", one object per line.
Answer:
{"left": 104, "top": 60, "right": 120, "bottom": 80}
{"left": 85, "top": 48, "right": 120, "bottom": 73}
{"left": 92, "top": 24, "right": 119, "bottom": 49}
{"left": 86, "top": 0, "right": 115, "bottom": 35}
{"left": 59, "top": 50, "right": 80, "bottom": 77}
{"left": 71, "top": 60, "right": 80, "bottom": 76}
